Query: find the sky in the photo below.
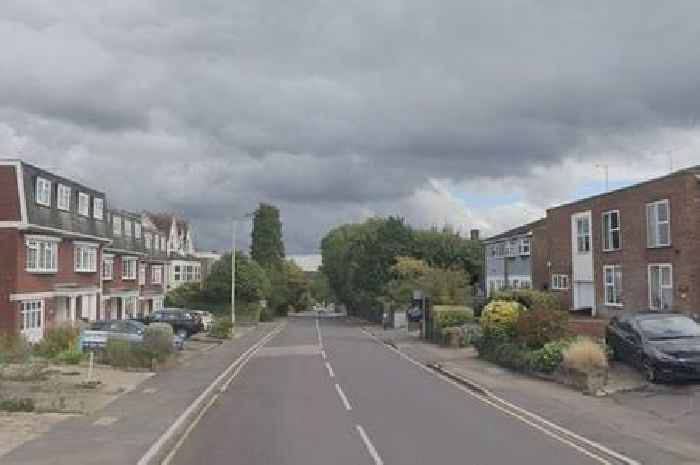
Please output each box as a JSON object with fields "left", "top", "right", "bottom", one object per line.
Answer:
{"left": 3, "top": 1, "right": 700, "bottom": 253}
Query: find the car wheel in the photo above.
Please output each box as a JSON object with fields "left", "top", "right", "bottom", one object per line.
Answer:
{"left": 643, "top": 359, "right": 659, "bottom": 384}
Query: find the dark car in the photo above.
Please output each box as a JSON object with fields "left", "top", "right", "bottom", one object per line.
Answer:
{"left": 147, "top": 309, "right": 200, "bottom": 337}
{"left": 606, "top": 312, "right": 700, "bottom": 382}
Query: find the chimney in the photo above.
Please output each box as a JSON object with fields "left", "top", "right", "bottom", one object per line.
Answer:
{"left": 470, "top": 229, "right": 480, "bottom": 241}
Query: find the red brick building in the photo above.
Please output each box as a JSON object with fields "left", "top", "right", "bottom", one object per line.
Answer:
{"left": 538, "top": 166, "right": 700, "bottom": 318}
{"left": 0, "top": 160, "right": 110, "bottom": 342}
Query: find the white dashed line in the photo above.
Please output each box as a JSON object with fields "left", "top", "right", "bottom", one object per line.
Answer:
{"left": 325, "top": 361, "right": 335, "bottom": 378}
{"left": 356, "top": 425, "right": 384, "bottom": 465}
{"left": 93, "top": 416, "right": 118, "bottom": 426}
{"left": 321, "top": 349, "right": 327, "bottom": 360}
{"left": 315, "top": 318, "right": 323, "bottom": 347}
{"left": 335, "top": 383, "right": 352, "bottom": 411}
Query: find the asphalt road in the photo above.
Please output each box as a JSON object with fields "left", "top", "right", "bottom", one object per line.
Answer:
{"left": 169, "top": 317, "right": 623, "bottom": 465}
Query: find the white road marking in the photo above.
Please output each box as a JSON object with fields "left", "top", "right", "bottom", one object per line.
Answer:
{"left": 315, "top": 318, "right": 323, "bottom": 347}
{"left": 136, "top": 323, "right": 284, "bottom": 465}
{"left": 356, "top": 425, "right": 384, "bottom": 465}
{"left": 142, "top": 388, "right": 157, "bottom": 394}
{"left": 321, "top": 349, "right": 327, "bottom": 360}
{"left": 93, "top": 416, "right": 118, "bottom": 426}
{"left": 360, "top": 328, "right": 639, "bottom": 465}
{"left": 335, "top": 383, "right": 352, "bottom": 411}
{"left": 161, "top": 393, "right": 220, "bottom": 465}
{"left": 325, "top": 361, "right": 335, "bottom": 378}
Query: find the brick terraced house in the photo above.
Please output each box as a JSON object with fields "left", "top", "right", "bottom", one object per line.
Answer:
{"left": 0, "top": 160, "right": 110, "bottom": 342}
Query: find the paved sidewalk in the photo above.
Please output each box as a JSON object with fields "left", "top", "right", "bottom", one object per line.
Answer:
{"left": 367, "top": 325, "right": 700, "bottom": 465}
{"left": 2, "top": 323, "right": 278, "bottom": 465}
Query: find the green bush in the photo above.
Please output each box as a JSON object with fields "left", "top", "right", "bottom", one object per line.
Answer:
{"left": 34, "top": 324, "right": 80, "bottom": 359}
{"left": 55, "top": 349, "right": 83, "bottom": 365}
{"left": 259, "top": 307, "right": 275, "bottom": 322}
{"left": 490, "top": 289, "right": 562, "bottom": 312}
{"left": 143, "top": 323, "right": 173, "bottom": 361}
{"left": 209, "top": 319, "right": 234, "bottom": 339}
{"left": 527, "top": 340, "right": 569, "bottom": 373}
{"left": 433, "top": 306, "right": 474, "bottom": 330}
{"left": 480, "top": 300, "right": 524, "bottom": 337}
{"left": 0, "top": 332, "right": 31, "bottom": 364}
{"left": 462, "top": 323, "right": 483, "bottom": 346}
{"left": 101, "top": 339, "right": 152, "bottom": 369}
{"left": 515, "top": 306, "right": 569, "bottom": 349}
{"left": 0, "top": 398, "right": 35, "bottom": 412}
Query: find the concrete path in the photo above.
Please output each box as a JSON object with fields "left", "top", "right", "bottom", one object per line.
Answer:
{"left": 1, "top": 323, "right": 278, "bottom": 465}
{"left": 169, "top": 317, "right": 635, "bottom": 465}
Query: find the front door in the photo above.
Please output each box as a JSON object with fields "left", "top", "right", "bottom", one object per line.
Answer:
{"left": 20, "top": 300, "right": 44, "bottom": 343}
{"left": 571, "top": 211, "right": 596, "bottom": 314}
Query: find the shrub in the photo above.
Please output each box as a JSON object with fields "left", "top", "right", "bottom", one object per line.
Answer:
{"left": 34, "top": 324, "right": 80, "bottom": 359}
{"left": 259, "top": 307, "right": 275, "bottom": 322}
{"left": 209, "top": 319, "right": 233, "bottom": 339}
{"left": 55, "top": 349, "right": 83, "bottom": 365}
{"left": 0, "top": 398, "right": 35, "bottom": 412}
{"left": 0, "top": 332, "right": 31, "bottom": 364}
{"left": 462, "top": 323, "right": 483, "bottom": 346}
{"left": 143, "top": 323, "right": 174, "bottom": 361}
{"left": 433, "top": 306, "right": 474, "bottom": 330}
{"left": 562, "top": 338, "right": 607, "bottom": 374}
{"left": 527, "top": 340, "right": 569, "bottom": 373}
{"left": 515, "top": 306, "right": 569, "bottom": 349}
{"left": 101, "top": 339, "right": 152, "bottom": 369}
{"left": 480, "top": 300, "right": 524, "bottom": 337}
{"left": 490, "top": 289, "right": 561, "bottom": 312}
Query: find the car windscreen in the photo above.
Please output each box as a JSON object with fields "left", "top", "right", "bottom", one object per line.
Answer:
{"left": 638, "top": 316, "right": 700, "bottom": 340}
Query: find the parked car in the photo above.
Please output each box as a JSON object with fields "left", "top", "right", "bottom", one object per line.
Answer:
{"left": 191, "top": 310, "right": 213, "bottom": 331}
{"left": 147, "top": 309, "right": 200, "bottom": 337}
{"left": 606, "top": 312, "right": 700, "bottom": 382}
{"left": 81, "top": 320, "right": 185, "bottom": 351}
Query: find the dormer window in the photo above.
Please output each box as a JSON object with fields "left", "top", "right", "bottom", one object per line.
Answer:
{"left": 93, "top": 198, "right": 104, "bottom": 220}
{"left": 124, "top": 219, "right": 132, "bottom": 237}
{"left": 36, "top": 177, "right": 51, "bottom": 206}
{"left": 57, "top": 184, "right": 71, "bottom": 211}
{"left": 113, "top": 216, "right": 122, "bottom": 236}
{"left": 135, "top": 223, "right": 142, "bottom": 239}
{"left": 78, "top": 192, "right": 90, "bottom": 217}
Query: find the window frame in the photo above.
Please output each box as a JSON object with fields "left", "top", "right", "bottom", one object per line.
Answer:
{"left": 519, "top": 237, "right": 531, "bottom": 256}
{"left": 25, "top": 236, "right": 59, "bottom": 273}
{"left": 134, "top": 223, "right": 142, "bottom": 239}
{"left": 551, "top": 274, "right": 570, "bottom": 290}
{"left": 74, "top": 243, "right": 98, "bottom": 273}
{"left": 57, "top": 184, "right": 71, "bottom": 211}
{"left": 20, "top": 300, "right": 43, "bottom": 331}
{"left": 102, "top": 255, "right": 114, "bottom": 280}
{"left": 576, "top": 216, "right": 591, "bottom": 253}
{"left": 124, "top": 218, "right": 132, "bottom": 237}
{"left": 152, "top": 265, "right": 163, "bottom": 284}
{"left": 145, "top": 233, "right": 152, "bottom": 249}
{"left": 77, "top": 192, "right": 90, "bottom": 217}
{"left": 603, "top": 264, "right": 623, "bottom": 307}
{"left": 113, "top": 216, "right": 122, "bottom": 236}
{"left": 648, "top": 263, "right": 673, "bottom": 311}
{"left": 93, "top": 197, "right": 104, "bottom": 220}
{"left": 602, "top": 210, "right": 621, "bottom": 252}
{"left": 36, "top": 177, "right": 51, "bottom": 207}
{"left": 646, "top": 199, "right": 671, "bottom": 248}
{"left": 122, "top": 257, "right": 138, "bottom": 280}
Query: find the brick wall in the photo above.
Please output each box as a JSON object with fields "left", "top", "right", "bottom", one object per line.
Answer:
{"left": 102, "top": 255, "right": 140, "bottom": 292}
{"left": 545, "top": 171, "right": 700, "bottom": 317}
{"left": 0, "top": 230, "right": 19, "bottom": 333}
{"left": 0, "top": 165, "right": 20, "bottom": 221}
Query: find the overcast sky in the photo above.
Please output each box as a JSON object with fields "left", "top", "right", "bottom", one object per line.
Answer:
{"left": 3, "top": 1, "right": 700, "bottom": 253}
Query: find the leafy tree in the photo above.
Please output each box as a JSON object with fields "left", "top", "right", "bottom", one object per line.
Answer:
{"left": 205, "top": 252, "right": 271, "bottom": 304}
{"left": 165, "top": 282, "right": 205, "bottom": 308}
{"left": 250, "top": 203, "right": 285, "bottom": 270}
{"left": 413, "top": 229, "right": 483, "bottom": 284}
{"left": 385, "top": 256, "right": 470, "bottom": 308}
{"left": 310, "top": 272, "right": 334, "bottom": 304}
{"left": 268, "top": 260, "right": 311, "bottom": 315}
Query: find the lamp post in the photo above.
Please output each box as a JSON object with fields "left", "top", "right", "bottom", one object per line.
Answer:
{"left": 231, "top": 213, "right": 254, "bottom": 325}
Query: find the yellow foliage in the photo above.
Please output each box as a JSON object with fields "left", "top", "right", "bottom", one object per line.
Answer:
{"left": 480, "top": 300, "right": 524, "bottom": 335}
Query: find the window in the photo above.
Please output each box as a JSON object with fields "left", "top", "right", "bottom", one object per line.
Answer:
{"left": 74, "top": 243, "right": 98, "bottom": 272}
{"left": 78, "top": 192, "right": 90, "bottom": 216}
{"left": 161, "top": 236, "right": 167, "bottom": 251}
{"left": 138, "top": 264, "right": 146, "bottom": 285}
{"left": 184, "top": 265, "right": 194, "bottom": 281}
{"left": 604, "top": 265, "right": 623, "bottom": 306}
{"left": 124, "top": 219, "right": 132, "bottom": 237}
{"left": 153, "top": 296, "right": 164, "bottom": 312}
{"left": 194, "top": 264, "right": 201, "bottom": 281}
{"left": 26, "top": 237, "right": 59, "bottom": 272}
{"left": 519, "top": 237, "right": 530, "bottom": 255}
{"left": 647, "top": 199, "right": 671, "bottom": 248}
{"left": 124, "top": 296, "right": 137, "bottom": 319}
{"left": 93, "top": 198, "right": 104, "bottom": 220}
{"left": 20, "top": 301, "right": 42, "bottom": 331}
{"left": 576, "top": 216, "right": 591, "bottom": 253}
{"left": 135, "top": 223, "right": 142, "bottom": 239}
{"left": 495, "top": 242, "right": 506, "bottom": 258}
{"left": 649, "top": 264, "right": 673, "bottom": 311}
{"left": 103, "top": 256, "right": 114, "bottom": 280}
{"left": 145, "top": 233, "right": 152, "bottom": 249}
{"left": 113, "top": 216, "right": 122, "bottom": 236}
{"left": 57, "top": 184, "right": 71, "bottom": 211}
{"left": 601, "top": 210, "right": 621, "bottom": 251}
{"left": 122, "top": 257, "right": 137, "bottom": 280}
{"left": 552, "top": 274, "right": 570, "bottom": 290}
{"left": 489, "top": 245, "right": 496, "bottom": 257}
{"left": 36, "top": 177, "right": 51, "bottom": 206}
{"left": 174, "top": 265, "right": 181, "bottom": 281}
{"left": 152, "top": 265, "right": 162, "bottom": 284}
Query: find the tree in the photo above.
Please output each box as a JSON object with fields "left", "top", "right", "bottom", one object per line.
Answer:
{"left": 310, "top": 272, "right": 333, "bottom": 304}
{"left": 205, "top": 252, "right": 271, "bottom": 304}
{"left": 385, "top": 256, "right": 470, "bottom": 308}
{"left": 267, "top": 260, "right": 311, "bottom": 315}
{"left": 250, "top": 203, "right": 285, "bottom": 270}
{"left": 413, "top": 229, "right": 483, "bottom": 284}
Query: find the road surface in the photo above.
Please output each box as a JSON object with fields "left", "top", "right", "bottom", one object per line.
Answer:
{"left": 169, "top": 317, "right": 630, "bottom": 465}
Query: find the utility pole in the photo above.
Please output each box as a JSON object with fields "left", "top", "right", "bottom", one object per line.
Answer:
{"left": 595, "top": 163, "right": 609, "bottom": 192}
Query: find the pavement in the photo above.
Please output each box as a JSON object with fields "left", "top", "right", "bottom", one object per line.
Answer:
{"left": 369, "top": 324, "right": 700, "bottom": 465}
{"left": 169, "top": 317, "right": 643, "bottom": 465}
{"left": 1, "top": 323, "right": 278, "bottom": 465}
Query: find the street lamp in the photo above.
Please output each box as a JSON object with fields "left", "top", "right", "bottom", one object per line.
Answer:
{"left": 231, "top": 212, "right": 254, "bottom": 325}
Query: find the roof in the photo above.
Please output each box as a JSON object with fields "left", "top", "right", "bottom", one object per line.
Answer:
{"left": 549, "top": 165, "right": 700, "bottom": 212}
{"left": 144, "top": 212, "right": 190, "bottom": 235}
{"left": 483, "top": 218, "right": 545, "bottom": 243}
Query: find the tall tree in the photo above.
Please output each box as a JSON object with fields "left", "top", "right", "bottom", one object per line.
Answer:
{"left": 205, "top": 252, "right": 271, "bottom": 304}
{"left": 250, "top": 203, "right": 285, "bottom": 270}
